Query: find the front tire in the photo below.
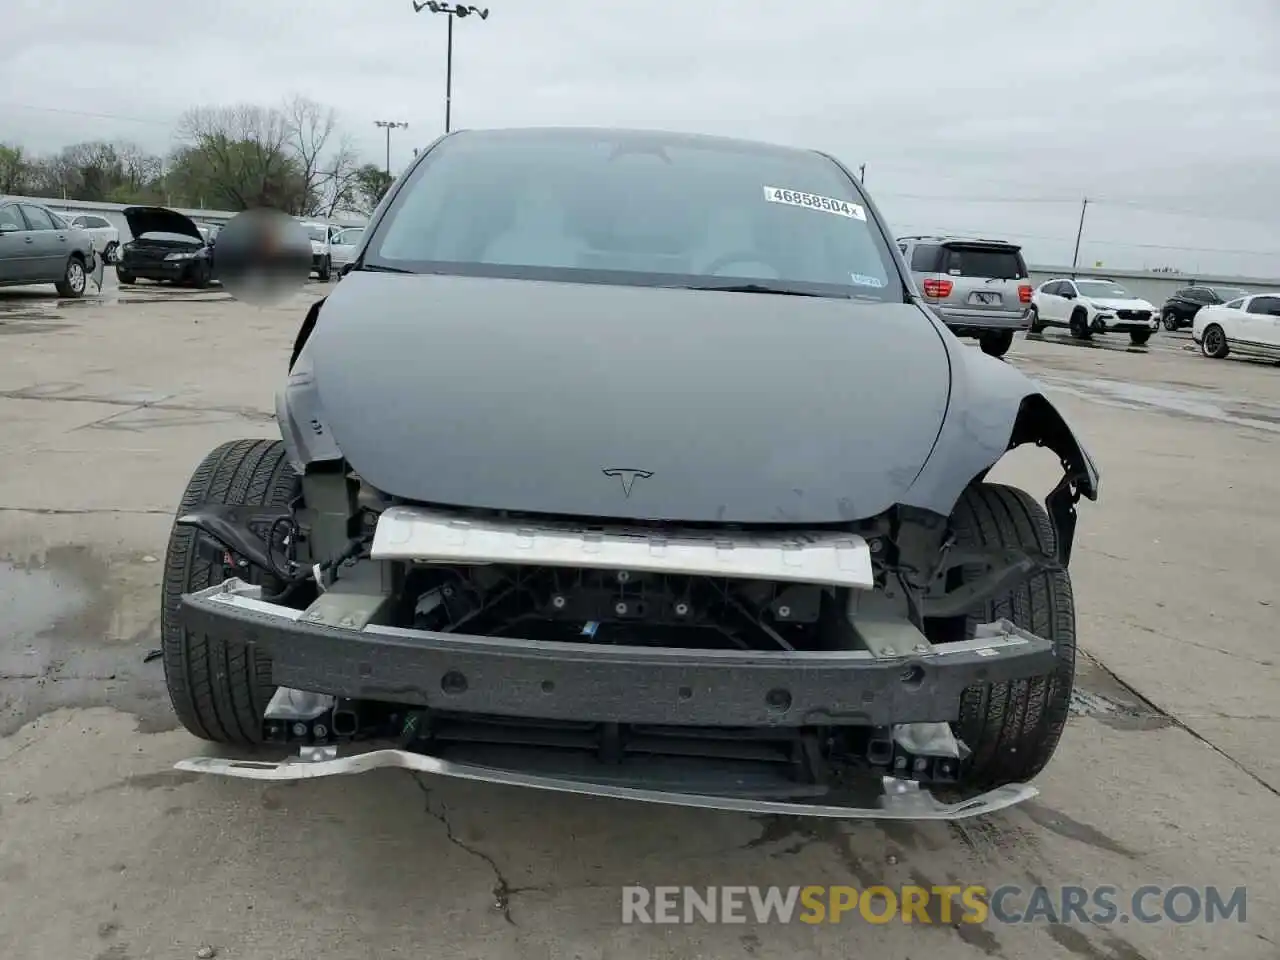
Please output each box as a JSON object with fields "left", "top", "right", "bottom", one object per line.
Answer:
{"left": 1162, "top": 311, "right": 1180, "bottom": 331}
{"left": 941, "top": 483, "right": 1077, "bottom": 790}
{"left": 188, "top": 260, "right": 212, "bottom": 289}
{"left": 979, "top": 330, "right": 1014, "bottom": 358}
{"left": 1129, "top": 329, "right": 1152, "bottom": 346}
{"left": 55, "top": 255, "right": 87, "bottom": 297}
{"left": 1069, "top": 309, "right": 1092, "bottom": 340}
{"left": 1027, "top": 306, "right": 1043, "bottom": 334}
{"left": 317, "top": 256, "right": 332, "bottom": 282}
{"left": 160, "top": 439, "right": 300, "bottom": 745}
{"left": 116, "top": 266, "right": 136, "bottom": 284}
{"left": 1201, "top": 323, "right": 1229, "bottom": 359}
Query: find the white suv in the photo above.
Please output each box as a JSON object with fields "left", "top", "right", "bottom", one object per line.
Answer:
{"left": 298, "top": 221, "right": 341, "bottom": 281}
{"left": 62, "top": 213, "right": 121, "bottom": 263}
{"left": 1030, "top": 277, "right": 1159, "bottom": 345}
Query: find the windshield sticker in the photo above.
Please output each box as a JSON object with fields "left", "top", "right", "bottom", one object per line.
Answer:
{"left": 849, "top": 273, "right": 886, "bottom": 288}
{"left": 763, "top": 186, "right": 866, "bottom": 221}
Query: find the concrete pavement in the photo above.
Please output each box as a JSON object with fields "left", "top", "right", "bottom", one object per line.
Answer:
{"left": 1, "top": 280, "right": 1277, "bottom": 959}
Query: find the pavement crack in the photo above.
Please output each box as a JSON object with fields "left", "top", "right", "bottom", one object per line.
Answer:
{"left": 407, "top": 771, "right": 533, "bottom": 924}
{"left": 1081, "top": 652, "right": 1280, "bottom": 801}
{"left": 1090, "top": 613, "right": 1276, "bottom": 667}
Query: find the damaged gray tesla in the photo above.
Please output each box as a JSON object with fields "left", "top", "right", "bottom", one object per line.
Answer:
{"left": 161, "top": 127, "right": 1099, "bottom": 819}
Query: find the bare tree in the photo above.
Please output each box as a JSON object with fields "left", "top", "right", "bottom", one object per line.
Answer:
{"left": 175, "top": 104, "right": 303, "bottom": 210}
{"left": 285, "top": 95, "right": 339, "bottom": 216}
{"left": 115, "top": 141, "right": 163, "bottom": 193}
{"left": 314, "top": 135, "right": 364, "bottom": 217}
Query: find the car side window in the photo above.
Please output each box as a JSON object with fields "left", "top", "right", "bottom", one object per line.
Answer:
{"left": 1247, "top": 296, "right": 1280, "bottom": 316}
{"left": 909, "top": 243, "right": 940, "bottom": 272}
{"left": 1183, "top": 288, "right": 1207, "bottom": 303}
{"left": 1061, "top": 281, "right": 1077, "bottom": 297}
{"left": 1224, "top": 298, "right": 1246, "bottom": 310}
{"left": 0, "top": 205, "right": 24, "bottom": 230}
{"left": 21, "top": 205, "right": 56, "bottom": 230}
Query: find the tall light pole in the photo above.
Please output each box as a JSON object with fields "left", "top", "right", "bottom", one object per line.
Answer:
{"left": 1071, "top": 196, "right": 1089, "bottom": 271}
{"left": 411, "top": 2, "right": 491, "bottom": 133}
{"left": 374, "top": 120, "right": 409, "bottom": 176}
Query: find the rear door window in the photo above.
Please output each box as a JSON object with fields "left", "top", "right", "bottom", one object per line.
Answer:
{"left": 1247, "top": 296, "right": 1280, "bottom": 316}
{"left": 909, "top": 243, "right": 940, "bottom": 272}
{"left": 21, "top": 205, "right": 56, "bottom": 230}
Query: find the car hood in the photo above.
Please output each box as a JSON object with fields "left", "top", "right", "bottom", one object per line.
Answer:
{"left": 306, "top": 273, "right": 954, "bottom": 524}
{"left": 122, "top": 206, "right": 204, "bottom": 242}
{"left": 1089, "top": 297, "right": 1154, "bottom": 311}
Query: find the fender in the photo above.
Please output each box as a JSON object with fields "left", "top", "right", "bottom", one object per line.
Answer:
{"left": 279, "top": 298, "right": 344, "bottom": 473}
{"left": 903, "top": 322, "right": 1099, "bottom": 565}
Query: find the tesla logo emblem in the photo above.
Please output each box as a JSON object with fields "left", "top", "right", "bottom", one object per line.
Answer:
{"left": 602, "top": 468, "right": 653, "bottom": 498}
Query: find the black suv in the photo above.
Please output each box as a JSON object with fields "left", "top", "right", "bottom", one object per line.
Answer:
{"left": 1160, "top": 285, "right": 1250, "bottom": 331}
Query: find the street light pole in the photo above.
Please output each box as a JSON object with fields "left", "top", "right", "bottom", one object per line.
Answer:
{"left": 445, "top": 12, "right": 454, "bottom": 133}
{"left": 411, "top": 2, "right": 491, "bottom": 134}
{"left": 1071, "top": 196, "right": 1089, "bottom": 271}
{"left": 374, "top": 120, "right": 409, "bottom": 176}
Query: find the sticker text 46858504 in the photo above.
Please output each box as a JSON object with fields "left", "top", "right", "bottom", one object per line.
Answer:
{"left": 763, "top": 187, "right": 866, "bottom": 221}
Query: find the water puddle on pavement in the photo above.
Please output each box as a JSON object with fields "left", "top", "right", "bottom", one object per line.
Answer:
{"left": 0, "top": 551, "right": 167, "bottom": 737}
{"left": 0, "top": 560, "right": 92, "bottom": 649}
{"left": 1039, "top": 376, "right": 1280, "bottom": 433}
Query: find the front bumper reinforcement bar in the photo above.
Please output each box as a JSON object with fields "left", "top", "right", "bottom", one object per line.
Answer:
{"left": 179, "top": 580, "right": 1058, "bottom": 728}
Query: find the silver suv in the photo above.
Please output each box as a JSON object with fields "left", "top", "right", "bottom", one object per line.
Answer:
{"left": 897, "top": 235, "right": 1033, "bottom": 358}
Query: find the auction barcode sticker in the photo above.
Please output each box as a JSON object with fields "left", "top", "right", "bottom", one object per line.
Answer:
{"left": 763, "top": 186, "right": 866, "bottom": 221}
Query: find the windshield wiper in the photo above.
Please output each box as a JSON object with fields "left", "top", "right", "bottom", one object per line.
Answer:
{"left": 353, "top": 262, "right": 414, "bottom": 274}
{"left": 671, "top": 282, "right": 839, "bottom": 298}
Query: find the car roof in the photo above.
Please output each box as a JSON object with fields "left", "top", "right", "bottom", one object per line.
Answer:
{"left": 444, "top": 125, "right": 825, "bottom": 161}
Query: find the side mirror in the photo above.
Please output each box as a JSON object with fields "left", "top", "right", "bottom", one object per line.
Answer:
{"left": 1062, "top": 290, "right": 1076, "bottom": 300}
{"left": 340, "top": 262, "right": 355, "bottom": 277}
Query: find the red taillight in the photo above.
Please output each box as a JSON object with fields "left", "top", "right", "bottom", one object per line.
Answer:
{"left": 922, "top": 278, "right": 953, "bottom": 298}
{"left": 1018, "top": 284, "right": 1033, "bottom": 304}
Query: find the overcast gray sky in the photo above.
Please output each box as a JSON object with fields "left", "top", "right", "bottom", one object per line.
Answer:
{"left": 4, "top": 0, "right": 1278, "bottom": 275}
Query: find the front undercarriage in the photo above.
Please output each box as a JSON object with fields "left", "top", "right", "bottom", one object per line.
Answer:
{"left": 160, "top": 440, "right": 1079, "bottom": 818}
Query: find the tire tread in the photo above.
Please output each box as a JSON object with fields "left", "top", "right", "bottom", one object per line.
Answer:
{"left": 951, "top": 482, "right": 1076, "bottom": 789}
{"left": 160, "top": 439, "right": 297, "bottom": 745}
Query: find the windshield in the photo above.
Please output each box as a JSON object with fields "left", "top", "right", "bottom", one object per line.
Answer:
{"left": 304, "top": 224, "right": 328, "bottom": 241}
{"left": 364, "top": 128, "right": 901, "bottom": 300}
{"left": 1076, "top": 280, "right": 1132, "bottom": 299}
{"left": 1212, "top": 287, "right": 1249, "bottom": 300}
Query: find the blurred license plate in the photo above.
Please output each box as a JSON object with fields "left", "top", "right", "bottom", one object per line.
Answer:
{"left": 970, "top": 292, "right": 1001, "bottom": 305}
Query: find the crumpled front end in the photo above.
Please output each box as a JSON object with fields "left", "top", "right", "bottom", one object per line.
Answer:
{"left": 174, "top": 500, "right": 1059, "bottom": 819}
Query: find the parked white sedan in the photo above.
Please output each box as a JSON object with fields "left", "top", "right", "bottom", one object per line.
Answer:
{"left": 1192, "top": 293, "right": 1280, "bottom": 361}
